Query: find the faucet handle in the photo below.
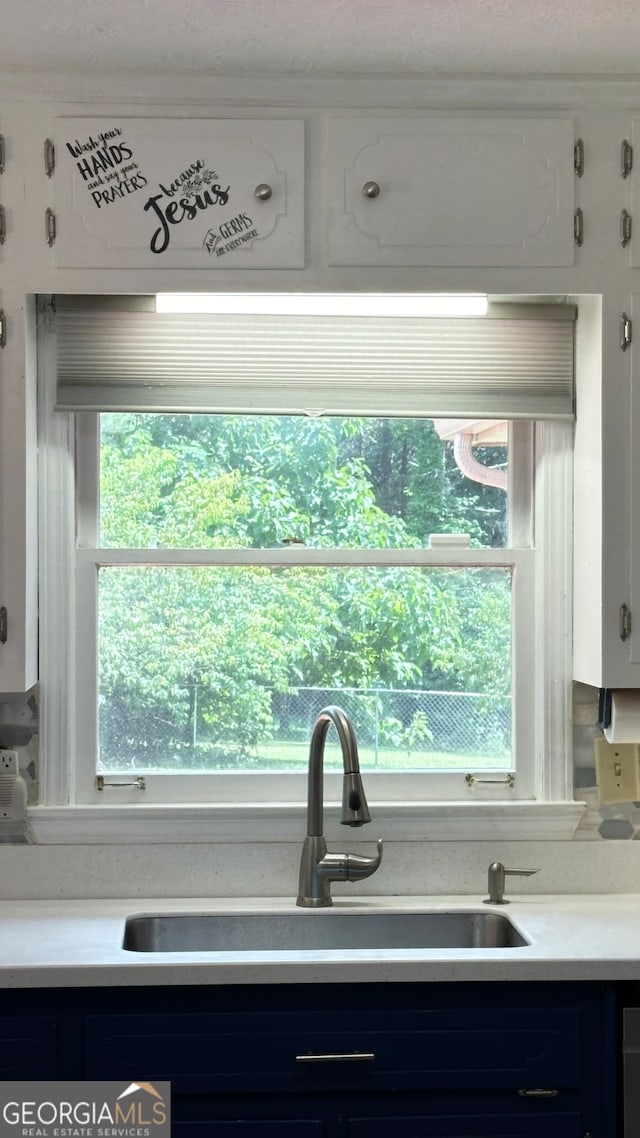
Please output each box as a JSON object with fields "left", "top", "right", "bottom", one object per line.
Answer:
{"left": 345, "top": 838, "right": 383, "bottom": 880}
{"left": 314, "top": 839, "right": 383, "bottom": 887}
{"left": 483, "top": 861, "right": 538, "bottom": 905}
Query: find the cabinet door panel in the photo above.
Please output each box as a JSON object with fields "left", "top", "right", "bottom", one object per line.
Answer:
{"left": 53, "top": 117, "right": 304, "bottom": 268}
{"left": 0, "top": 1016, "right": 58, "bottom": 1079}
{"left": 328, "top": 117, "right": 574, "bottom": 267}
{"left": 348, "top": 1112, "right": 582, "bottom": 1137}
{"left": 173, "top": 1125, "right": 323, "bottom": 1136}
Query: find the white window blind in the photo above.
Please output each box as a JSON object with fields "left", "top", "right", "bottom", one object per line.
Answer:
{"left": 52, "top": 295, "right": 576, "bottom": 420}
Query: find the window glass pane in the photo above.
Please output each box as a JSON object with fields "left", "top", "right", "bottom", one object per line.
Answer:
{"left": 99, "top": 414, "right": 508, "bottom": 550}
{"left": 98, "top": 565, "right": 512, "bottom": 774}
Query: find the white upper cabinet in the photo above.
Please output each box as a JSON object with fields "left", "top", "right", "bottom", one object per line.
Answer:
{"left": 52, "top": 117, "right": 305, "bottom": 269}
{"left": 328, "top": 116, "right": 576, "bottom": 267}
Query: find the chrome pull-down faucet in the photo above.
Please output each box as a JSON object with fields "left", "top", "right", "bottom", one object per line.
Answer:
{"left": 296, "top": 705, "right": 383, "bottom": 908}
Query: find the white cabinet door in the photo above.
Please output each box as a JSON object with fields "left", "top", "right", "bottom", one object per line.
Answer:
{"left": 328, "top": 116, "right": 575, "bottom": 267}
{"left": 573, "top": 297, "right": 640, "bottom": 689}
{"left": 595, "top": 294, "right": 640, "bottom": 686}
{"left": 53, "top": 117, "right": 304, "bottom": 268}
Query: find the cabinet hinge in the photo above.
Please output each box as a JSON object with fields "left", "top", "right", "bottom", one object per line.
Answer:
{"left": 0, "top": 607, "right": 7, "bottom": 645}
{"left": 622, "top": 208, "right": 633, "bottom": 247}
{"left": 0, "top": 204, "right": 5, "bottom": 246}
{"left": 0, "top": 310, "right": 6, "bottom": 350}
{"left": 0, "top": 135, "right": 5, "bottom": 175}
{"left": 621, "top": 313, "right": 632, "bottom": 351}
{"left": 622, "top": 139, "right": 634, "bottom": 178}
{"left": 620, "top": 603, "right": 632, "bottom": 641}
{"left": 44, "top": 138, "right": 55, "bottom": 178}
{"left": 45, "top": 207, "right": 56, "bottom": 247}
{"left": 574, "top": 138, "right": 584, "bottom": 177}
{"left": 574, "top": 207, "right": 584, "bottom": 246}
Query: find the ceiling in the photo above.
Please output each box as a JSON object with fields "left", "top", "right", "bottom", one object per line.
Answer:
{"left": 3, "top": 0, "right": 640, "bottom": 78}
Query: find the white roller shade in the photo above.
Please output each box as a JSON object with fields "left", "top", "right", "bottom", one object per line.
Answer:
{"left": 53, "top": 296, "right": 575, "bottom": 420}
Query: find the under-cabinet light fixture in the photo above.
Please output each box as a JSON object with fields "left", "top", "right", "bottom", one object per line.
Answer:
{"left": 155, "top": 293, "right": 489, "bottom": 317}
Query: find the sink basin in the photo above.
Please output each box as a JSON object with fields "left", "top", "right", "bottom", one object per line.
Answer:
{"left": 122, "top": 910, "right": 529, "bottom": 953}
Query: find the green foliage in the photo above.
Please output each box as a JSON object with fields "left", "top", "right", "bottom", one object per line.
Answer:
{"left": 339, "top": 418, "right": 506, "bottom": 546}
{"left": 97, "top": 413, "right": 512, "bottom": 770}
{"left": 448, "top": 570, "right": 512, "bottom": 694}
{"left": 379, "top": 710, "right": 434, "bottom": 758}
{"left": 99, "top": 564, "right": 338, "bottom": 767}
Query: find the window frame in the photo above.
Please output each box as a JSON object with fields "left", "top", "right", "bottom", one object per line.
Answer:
{"left": 33, "top": 313, "right": 581, "bottom": 843}
{"left": 75, "top": 411, "right": 532, "bottom": 804}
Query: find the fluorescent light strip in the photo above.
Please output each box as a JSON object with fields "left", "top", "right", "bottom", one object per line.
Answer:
{"left": 155, "top": 293, "right": 489, "bottom": 317}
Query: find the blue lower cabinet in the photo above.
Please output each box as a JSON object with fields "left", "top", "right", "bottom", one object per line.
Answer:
{"left": 0, "top": 982, "right": 617, "bottom": 1137}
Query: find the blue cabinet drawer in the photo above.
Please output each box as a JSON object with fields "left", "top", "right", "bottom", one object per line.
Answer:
{"left": 84, "top": 1003, "right": 581, "bottom": 1093}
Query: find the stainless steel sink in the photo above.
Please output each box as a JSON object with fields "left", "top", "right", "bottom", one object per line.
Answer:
{"left": 122, "top": 910, "right": 529, "bottom": 953}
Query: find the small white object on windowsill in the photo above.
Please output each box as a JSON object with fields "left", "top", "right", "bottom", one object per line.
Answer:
{"left": 428, "top": 534, "right": 472, "bottom": 548}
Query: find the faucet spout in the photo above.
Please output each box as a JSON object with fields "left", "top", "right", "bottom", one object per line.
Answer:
{"left": 297, "top": 705, "right": 383, "bottom": 908}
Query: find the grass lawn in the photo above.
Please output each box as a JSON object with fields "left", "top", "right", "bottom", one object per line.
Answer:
{"left": 251, "top": 740, "right": 509, "bottom": 771}
{"left": 106, "top": 739, "right": 511, "bottom": 773}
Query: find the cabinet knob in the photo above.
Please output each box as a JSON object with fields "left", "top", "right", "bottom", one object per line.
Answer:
{"left": 362, "top": 180, "right": 381, "bottom": 199}
{"left": 254, "top": 183, "right": 273, "bottom": 202}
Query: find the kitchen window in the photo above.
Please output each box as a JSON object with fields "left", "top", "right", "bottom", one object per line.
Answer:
{"left": 35, "top": 295, "right": 580, "bottom": 841}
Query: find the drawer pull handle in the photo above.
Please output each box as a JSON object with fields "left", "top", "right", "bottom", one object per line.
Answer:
{"left": 296, "top": 1051, "right": 375, "bottom": 1063}
{"left": 518, "top": 1088, "right": 559, "bottom": 1098}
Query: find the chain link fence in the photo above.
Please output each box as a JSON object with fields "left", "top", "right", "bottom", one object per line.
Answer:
{"left": 270, "top": 687, "right": 510, "bottom": 765}
{"left": 101, "top": 683, "right": 510, "bottom": 770}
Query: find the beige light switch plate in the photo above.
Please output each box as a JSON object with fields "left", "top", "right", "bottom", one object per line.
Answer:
{"left": 595, "top": 738, "right": 640, "bottom": 804}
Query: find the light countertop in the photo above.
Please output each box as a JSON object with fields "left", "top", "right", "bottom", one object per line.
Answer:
{"left": 2, "top": 893, "right": 640, "bottom": 988}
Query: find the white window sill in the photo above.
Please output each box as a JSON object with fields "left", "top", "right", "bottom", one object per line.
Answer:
{"left": 28, "top": 801, "right": 586, "bottom": 844}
